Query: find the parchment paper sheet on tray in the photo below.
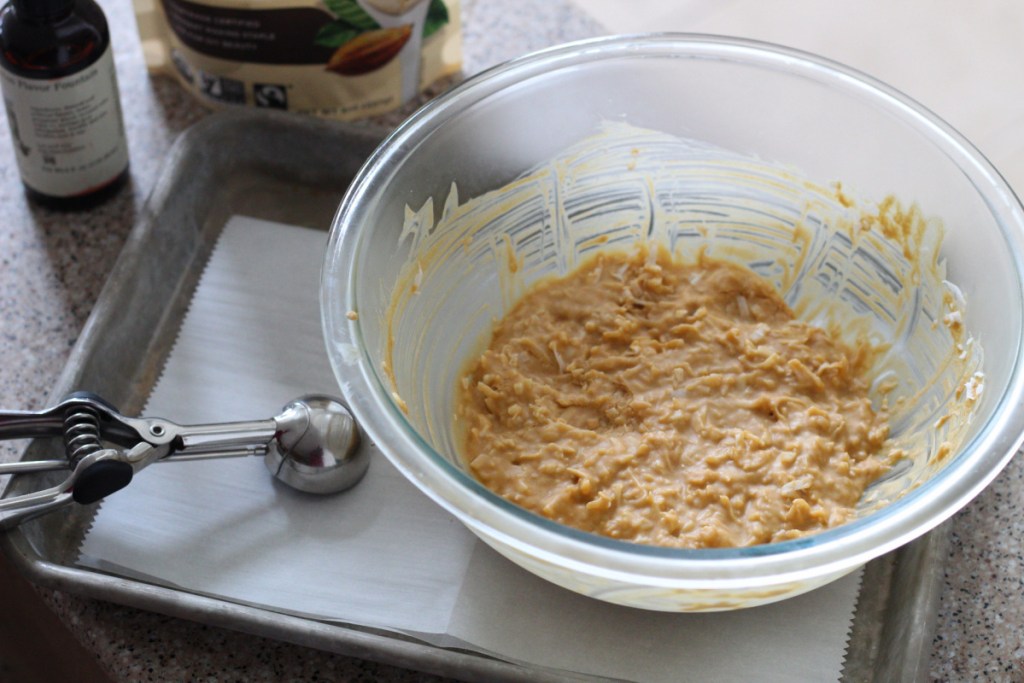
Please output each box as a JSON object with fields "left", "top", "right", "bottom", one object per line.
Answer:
{"left": 78, "top": 215, "right": 863, "bottom": 682}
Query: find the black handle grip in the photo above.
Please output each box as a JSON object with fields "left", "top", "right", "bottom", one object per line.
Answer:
{"left": 72, "top": 459, "right": 133, "bottom": 505}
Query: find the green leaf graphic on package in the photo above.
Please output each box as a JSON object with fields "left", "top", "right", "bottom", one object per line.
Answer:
{"left": 317, "top": 0, "right": 449, "bottom": 75}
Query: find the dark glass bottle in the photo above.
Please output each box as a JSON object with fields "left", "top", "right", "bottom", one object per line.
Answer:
{"left": 0, "top": 0, "right": 129, "bottom": 210}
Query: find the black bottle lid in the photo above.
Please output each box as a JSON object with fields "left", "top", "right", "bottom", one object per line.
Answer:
{"left": 10, "top": 0, "right": 76, "bottom": 22}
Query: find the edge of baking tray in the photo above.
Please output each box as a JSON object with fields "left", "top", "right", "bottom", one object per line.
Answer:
{"left": 841, "top": 520, "right": 949, "bottom": 682}
{"left": 0, "top": 108, "right": 947, "bottom": 682}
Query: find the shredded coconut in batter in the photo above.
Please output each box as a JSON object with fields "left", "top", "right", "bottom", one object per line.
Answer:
{"left": 458, "top": 247, "right": 894, "bottom": 548}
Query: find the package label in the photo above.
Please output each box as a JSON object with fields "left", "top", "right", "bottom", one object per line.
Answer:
{"left": 162, "top": 0, "right": 334, "bottom": 64}
{"left": 135, "top": 0, "right": 462, "bottom": 120}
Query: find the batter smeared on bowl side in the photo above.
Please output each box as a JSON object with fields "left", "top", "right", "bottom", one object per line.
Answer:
{"left": 458, "top": 246, "right": 895, "bottom": 548}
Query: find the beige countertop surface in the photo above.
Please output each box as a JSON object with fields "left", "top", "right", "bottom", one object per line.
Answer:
{"left": 0, "top": 0, "right": 1021, "bottom": 680}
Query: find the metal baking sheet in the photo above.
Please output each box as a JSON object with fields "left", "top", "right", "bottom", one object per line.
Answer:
{"left": 0, "top": 109, "right": 946, "bottom": 682}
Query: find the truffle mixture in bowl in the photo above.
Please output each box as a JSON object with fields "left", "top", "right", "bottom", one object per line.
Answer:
{"left": 458, "top": 247, "right": 895, "bottom": 549}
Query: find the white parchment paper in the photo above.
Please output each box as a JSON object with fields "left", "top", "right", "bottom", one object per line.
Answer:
{"left": 78, "top": 216, "right": 862, "bottom": 681}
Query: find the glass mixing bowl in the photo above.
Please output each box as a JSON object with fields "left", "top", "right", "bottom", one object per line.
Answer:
{"left": 322, "top": 34, "right": 1024, "bottom": 611}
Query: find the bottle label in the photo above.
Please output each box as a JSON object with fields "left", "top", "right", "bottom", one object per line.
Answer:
{"left": 1, "top": 48, "right": 129, "bottom": 197}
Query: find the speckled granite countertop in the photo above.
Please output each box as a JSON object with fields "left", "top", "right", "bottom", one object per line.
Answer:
{"left": 0, "top": 0, "right": 1021, "bottom": 680}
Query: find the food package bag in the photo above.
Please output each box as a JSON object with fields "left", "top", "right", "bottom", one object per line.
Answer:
{"left": 132, "top": 0, "right": 462, "bottom": 119}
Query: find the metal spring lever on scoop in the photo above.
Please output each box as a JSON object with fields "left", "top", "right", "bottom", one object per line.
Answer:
{"left": 0, "top": 393, "right": 368, "bottom": 530}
